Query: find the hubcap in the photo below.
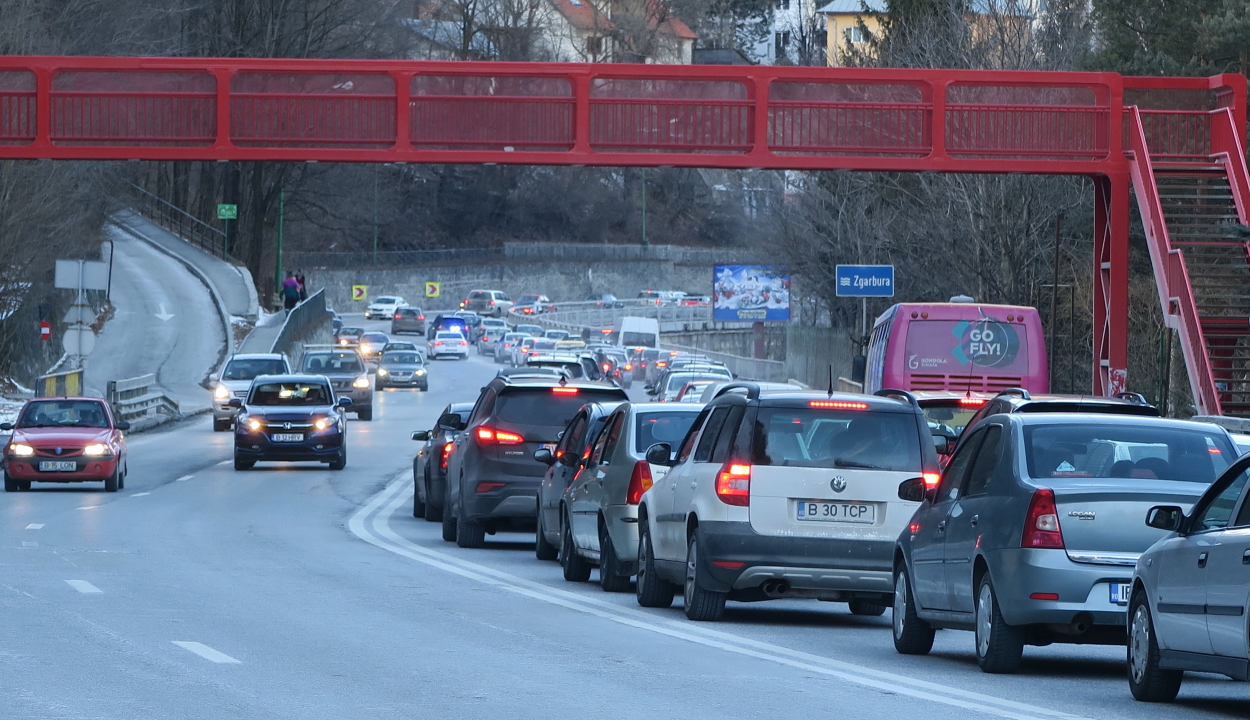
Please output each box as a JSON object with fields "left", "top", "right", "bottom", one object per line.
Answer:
{"left": 638, "top": 534, "right": 650, "bottom": 590}
{"left": 1129, "top": 603, "right": 1151, "bottom": 683}
{"left": 893, "top": 573, "right": 908, "bottom": 640}
{"left": 976, "top": 583, "right": 994, "bottom": 658}
{"left": 684, "top": 539, "right": 697, "bottom": 607}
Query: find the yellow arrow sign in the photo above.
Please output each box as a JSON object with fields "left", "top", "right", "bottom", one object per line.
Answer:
{"left": 351, "top": 285, "right": 367, "bottom": 301}
{"left": 425, "top": 281, "right": 441, "bottom": 298}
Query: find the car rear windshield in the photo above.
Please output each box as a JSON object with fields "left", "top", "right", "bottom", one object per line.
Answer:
{"left": 302, "top": 353, "right": 363, "bottom": 374}
{"left": 516, "top": 325, "right": 543, "bottom": 335}
{"left": 750, "top": 407, "right": 922, "bottom": 471}
{"left": 222, "top": 358, "right": 287, "bottom": 380}
{"left": 436, "top": 332, "right": 464, "bottom": 340}
{"left": 517, "top": 294, "right": 541, "bottom": 304}
{"left": 340, "top": 327, "right": 363, "bottom": 335}
{"left": 1024, "top": 423, "right": 1234, "bottom": 482}
{"left": 923, "top": 402, "right": 983, "bottom": 438}
{"left": 19, "top": 400, "right": 109, "bottom": 428}
{"left": 1017, "top": 401, "right": 1159, "bottom": 417}
{"left": 494, "top": 388, "right": 626, "bottom": 429}
{"left": 376, "top": 297, "right": 398, "bottom": 304}
{"left": 249, "top": 382, "right": 331, "bottom": 406}
{"left": 636, "top": 411, "right": 700, "bottom": 453}
{"left": 620, "top": 332, "right": 655, "bottom": 347}
{"left": 382, "top": 353, "right": 423, "bottom": 365}
{"left": 362, "top": 333, "right": 388, "bottom": 342}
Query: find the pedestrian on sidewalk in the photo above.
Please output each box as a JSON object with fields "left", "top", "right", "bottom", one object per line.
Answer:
{"left": 296, "top": 269, "right": 307, "bottom": 301}
{"left": 281, "top": 271, "right": 301, "bottom": 314}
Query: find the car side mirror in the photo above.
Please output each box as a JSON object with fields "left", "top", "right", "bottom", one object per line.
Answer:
{"left": 645, "top": 443, "right": 674, "bottom": 467}
{"left": 209, "top": 373, "right": 219, "bottom": 383}
{"left": 534, "top": 448, "right": 556, "bottom": 465}
{"left": 1146, "top": 505, "right": 1186, "bottom": 533}
{"left": 0, "top": 422, "right": 12, "bottom": 431}
{"left": 437, "top": 412, "right": 465, "bottom": 431}
{"left": 898, "top": 477, "right": 927, "bottom": 503}
{"left": 337, "top": 397, "right": 353, "bottom": 408}
{"left": 228, "top": 398, "right": 243, "bottom": 408}
{"left": 558, "top": 451, "right": 581, "bottom": 468}
{"left": 412, "top": 430, "right": 429, "bottom": 442}
{"left": 933, "top": 435, "right": 951, "bottom": 455}
{"left": 115, "top": 421, "right": 130, "bottom": 432}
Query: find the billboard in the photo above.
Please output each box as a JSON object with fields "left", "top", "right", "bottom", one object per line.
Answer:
{"left": 903, "top": 317, "right": 1030, "bottom": 375}
{"left": 713, "top": 265, "right": 790, "bottom": 322}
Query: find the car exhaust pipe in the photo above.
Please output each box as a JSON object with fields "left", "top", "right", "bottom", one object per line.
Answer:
{"left": 1049, "top": 612, "right": 1095, "bottom": 636}
{"left": 762, "top": 580, "right": 790, "bottom": 597}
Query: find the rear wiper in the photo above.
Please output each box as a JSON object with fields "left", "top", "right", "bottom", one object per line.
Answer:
{"left": 834, "top": 458, "right": 889, "bottom": 470}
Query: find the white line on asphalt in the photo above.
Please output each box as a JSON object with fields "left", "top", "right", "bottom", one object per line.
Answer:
{"left": 22, "top": 541, "right": 37, "bottom": 547}
{"left": 65, "top": 580, "right": 102, "bottom": 594}
{"left": 216, "top": 460, "right": 231, "bottom": 466}
{"left": 77, "top": 506, "right": 99, "bottom": 510}
{"left": 350, "top": 477, "right": 1090, "bottom": 720}
{"left": 171, "top": 641, "right": 242, "bottom": 664}
{"left": 25, "top": 523, "right": 44, "bottom": 529}
{"left": 175, "top": 475, "right": 193, "bottom": 482}
{"left": 130, "top": 492, "right": 151, "bottom": 497}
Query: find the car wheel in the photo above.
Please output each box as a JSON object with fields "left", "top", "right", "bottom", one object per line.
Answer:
{"left": 892, "top": 566, "right": 936, "bottom": 654}
{"left": 560, "top": 511, "right": 592, "bottom": 582}
{"left": 4, "top": 472, "right": 19, "bottom": 492}
{"left": 599, "top": 523, "right": 631, "bottom": 593}
{"left": 456, "top": 501, "right": 486, "bottom": 549}
{"left": 422, "top": 467, "right": 443, "bottom": 522}
{"left": 635, "top": 522, "right": 675, "bottom": 608}
{"left": 441, "top": 503, "right": 457, "bottom": 542}
{"left": 683, "top": 533, "right": 726, "bottom": 621}
{"left": 1128, "top": 591, "right": 1183, "bottom": 702}
{"left": 104, "top": 468, "right": 119, "bottom": 492}
{"left": 328, "top": 448, "right": 346, "bottom": 471}
{"left": 975, "top": 575, "right": 1025, "bottom": 673}
{"left": 212, "top": 417, "right": 231, "bottom": 432}
{"left": 413, "top": 477, "right": 425, "bottom": 518}
{"left": 234, "top": 455, "right": 254, "bottom": 471}
{"left": 357, "top": 407, "right": 373, "bottom": 421}
{"left": 849, "top": 600, "right": 887, "bottom": 616}
{"left": 534, "top": 502, "right": 558, "bottom": 561}
{"left": 118, "top": 471, "right": 125, "bottom": 490}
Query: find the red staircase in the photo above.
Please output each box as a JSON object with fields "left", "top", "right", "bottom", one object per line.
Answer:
{"left": 1126, "top": 107, "right": 1250, "bottom": 416}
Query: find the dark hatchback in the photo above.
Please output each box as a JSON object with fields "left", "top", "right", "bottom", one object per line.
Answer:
{"left": 412, "top": 401, "right": 475, "bottom": 522}
{"left": 231, "top": 375, "right": 351, "bottom": 471}
{"left": 441, "top": 377, "right": 629, "bottom": 548}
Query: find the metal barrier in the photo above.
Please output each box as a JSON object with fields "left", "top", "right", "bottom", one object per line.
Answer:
{"left": 36, "top": 368, "right": 84, "bottom": 397}
{"left": 129, "top": 183, "right": 232, "bottom": 261}
{"left": 532, "top": 302, "right": 712, "bottom": 330}
{"left": 106, "top": 373, "right": 180, "bottom": 422}
{"left": 270, "top": 289, "right": 334, "bottom": 355}
{"left": 661, "top": 342, "right": 790, "bottom": 383}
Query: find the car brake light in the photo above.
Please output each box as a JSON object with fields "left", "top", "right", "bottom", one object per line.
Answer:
{"left": 1030, "top": 592, "right": 1060, "bottom": 601}
{"left": 959, "top": 397, "right": 987, "bottom": 407}
{"left": 602, "top": 363, "right": 611, "bottom": 372}
{"left": 476, "top": 482, "right": 507, "bottom": 493}
{"left": 489, "top": 300, "right": 496, "bottom": 305}
{"left": 715, "top": 463, "right": 751, "bottom": 506}
{"left": 922, "top": 472, "right": 941, "bottom": 487}
{"left": 809, "top": 400, "right": 869, "bottom": 409}
{"left": 552, "top": 387, "right": 579, "bottom": 395}
{"left": 624, "top": 363, "right": 632, "bottom": 370}
{"left": 418, "top": 315, "right": 425, "bottom": 320}
{"left": 656, "top": 361, "right": 667, "bottom": 368}
{"left": 459, "top": 341, "right": 467, "bottom": 346}
{"left": 626, "top": 460, "right": 653, "bottom": 504}
{"left": 475, "top": 427, "right": 524, "bottom": 445}
{"left": 393, "top": 313, "right": 402, "bottom": 319}
{"left": 1022, "top": 488, "right": 1065, "bottom": 549}
{"left": 440, "top": 442, "right": 453, "bottom": 469}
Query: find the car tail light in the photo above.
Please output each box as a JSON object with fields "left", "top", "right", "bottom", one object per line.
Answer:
{"left": 459, "top": 341, "right": 467, "bottom": 346}
{"left": 418, "top": 315, "right": 425, "bottom": 320}
{"left": 393, "top": 313, "right": 402, "bottom": 319}
{"left": 440, "top": 442, "right": 453, "bottom": 469}
{"left": 476, "top": 482, "right": 507, "bottom": 493}
{"left": 1022, "top": 488, "right": 1065, "bottom": 549}
{"left": 1029, "top": 592, "right": 1060, "bottom": 601}
{"left": 432, "top": 341, "right": 443, "bottom": 346}
{"left": 552, "top": 387, "right": 579, "bottom": 395}
{"left": 959, "top": 397, "right": 987, "bottom": 407}
{"left": 626, "top": 460, "right": 653, "bottom": 504}
{"left": 489, "top": 300, "right": 496, "bottom": 306}
{"left": 809, "top": 400, "right": 868, "bottom": 409}
{"left": 624, "top": 363, "right": 632, "bottom": 370}
{"left": 475, "top": 427, "right": 524, "bottom": 445}
{"left": 656, "top": 361, "right": 667, "bottom": 368}
{"left": 922, "top": 472, "right": 941, "bottom": 488}
{"left": 602, "top": 363, "right": 611, "bottom": 372}
{"left": 715, "top": 463, "right": 751, "bottom": 506}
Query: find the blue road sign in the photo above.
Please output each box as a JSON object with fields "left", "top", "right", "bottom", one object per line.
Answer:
{"left": 835, "top": 265, "right": 895, "bottom": 297}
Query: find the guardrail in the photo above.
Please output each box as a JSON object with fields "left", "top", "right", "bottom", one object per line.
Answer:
{"left": 661, "top": 342, "right": 789, "bottom": 383}
{"left": 36, "top": 368, "right": 84, "bottom": 397}
{"left": 106, "top": 373, "right": 180, "bottom": 423}
{"left": 271, "top": 289, "right": 334, "bottom": 354}
{"left": 129, "top": 183, "right": 232, "bottom": 261}
{"left": 529, "top": 302, "right": 713, "bottom": 329}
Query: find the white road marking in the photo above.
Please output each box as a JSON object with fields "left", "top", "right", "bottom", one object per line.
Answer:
{"left": 77, "top": 505, "right": 99, "bottom": 510}
{"left": 130, "top": 492, "right": 151, "bottom": 497}
{"left": 216, "top": 460, "right": 231, "bottom": 466}
{"left": 25, "top": 523, "right": 44, "bottom": 529}
{"left": 154, "top": 303, "right": 175, "bottom": 322}
{"left": 172, "top": 641, "right": 241, "bottom": 664}
{"left": 175, "top": 475, "right": 193, "bottom": 482}
{"left": 22, "top": 541, "right": 37, "bottom": 547}
{"left": 65, "top": 580, "right": 102, "bottom": 594}
{"left": 351, "top": 477, "right": 1090, "bottom": 720}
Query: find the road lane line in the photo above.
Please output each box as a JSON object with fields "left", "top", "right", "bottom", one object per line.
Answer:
{"left": 65, "top": 580, "right": 102, "bottom": 594}
{"left": 130, "top": 492, "right": 151, "bottom": 497}
{"left": 77, "top": 505, "right": 99, "bottom": 510}
{"left": 350, "top": 478, "right": 1088, "bottom": 720}
{"left": 175, "top": 475, "right": 193, "bottom": 482}
{"left": 171, "top": 641, "right": 241, "bottom": 664}
{"left": 25, "top": 523, "right": 44, "bottom": 529}
{"left": 216, "top": 460, "right": 231, "bottom": 466}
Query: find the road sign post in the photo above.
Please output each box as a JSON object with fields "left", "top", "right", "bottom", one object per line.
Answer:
{"left": 54, "top": 259, "right": 109, "bottom": 369}
{"left": 425, "top": 282, "right": 441, "bottom": 298}
{"left": 836, "top": 265, "right": 895, "bottom": 350}
{"left": 217, "top": 203, "right": 237, "bottom": 260}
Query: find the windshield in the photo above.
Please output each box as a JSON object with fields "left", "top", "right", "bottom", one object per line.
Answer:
{"left": 302, "top": 353, "right": 363, "bottom": 374}
{"left": 362, "top": 333, "right": 388, "bottom": 343}
{"left": 1024, "top": 423, "right": 1234, "bottom": 482}
{"left": 222, "top": 358, "right": 287, "bottom": 380}
{"left": 249, "top": 382, "right": 331, "bottom": 406}
{"left": 621, "top": 332, "right": 655, "bottom": 347}
{"left": 382, "top": 353, "right": 423, "bottom": 365}
{"left": 339, "top": 327, "right": 363, "bottom": 336}
{"left": 493, "top": 389, "right": 626, "bottom": 429}
{"left": 375, "top": 297, "right": 398, "bottom": 304}
{"left": 529, "top": 360, "right": 582, "bottom": 378}
{"left": 750, "top": 407, "right": 922, "bottom": 471}
{"left": 18, "top": 400, "right": 110, "bottom": 428}
{"left": 636, "top": 411, "right": 700, "bottom": 453}
{"left": 922, "top": 402, "right": 983, "bottom": 438}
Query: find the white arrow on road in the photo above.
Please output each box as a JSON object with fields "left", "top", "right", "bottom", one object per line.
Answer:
{"left": 155, "top": 304, "right": 174, "bottom": 322}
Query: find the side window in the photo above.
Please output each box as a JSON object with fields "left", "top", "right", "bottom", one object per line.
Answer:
{"left": 559, "top": 413, "right": 588, "bottom": 457}
{"left": 710, "top": 406, "right": 746, "bottom": 464}
{"left": 597, "top": 413, "right": 626, "bottom": 464}
{"left": 468, "top": 388, "right": 496, "bottom": 425}
{"left": 962, "top": 425, "right": 1003, "bottom": 497}
{"left": 1234, "top": 480, "right": 1250, "bottom": 528}
{"left": 940, "top": 429, "right": 984, "bottom": 503}
{"left": 1195, "top": 467, "right": 1250, "bottom": 532}
{"left": 676, "top": 408, "right": 711, "bottom": 464}
{"left": 694, "top": 407, "right": 731, "bottom": 463}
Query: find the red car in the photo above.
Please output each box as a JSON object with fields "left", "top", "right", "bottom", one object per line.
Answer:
{"left": 2, "top": 397, "right": 129, "bottom": 492}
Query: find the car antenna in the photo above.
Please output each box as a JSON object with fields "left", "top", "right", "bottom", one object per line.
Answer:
{"left": 827, "top": 364, "right": 834, "bottom": 398}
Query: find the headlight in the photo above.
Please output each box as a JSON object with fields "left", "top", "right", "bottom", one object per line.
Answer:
{"left": 8, "top": 443, "right": 34, "bottom": 457}
{"left": 376, "top": 368, "right": 388, "bottom": 376}
{"left": 415, "top": 369, "right": 426, "bottom": 375}
{"left": 213, "top": 385, "right": 231, "bottom": 400}
{"left": 353, "top": 376, "right": 370, "bottom": 389}
{"left": 83, "top": 443, "right": 108, "bottom": 457}
{"left": 338, "top": 338, "right": 348, "bottom": 346}
{"left": 359, "top": 343, "right": 373, "bottom": 354}
{"left": 245, "top": 418, "right": 262, "bottom": 432}
{"left": 314, "top": 417, "right": 333, "bottom": 431}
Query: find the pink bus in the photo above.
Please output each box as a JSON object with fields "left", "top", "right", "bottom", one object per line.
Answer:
{"left": 864, "top": 302, "right": 1048, "bottom": 395}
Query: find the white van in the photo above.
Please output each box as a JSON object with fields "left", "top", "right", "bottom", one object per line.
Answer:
{"left": 615, "top": 316, "right": 659, "bottom": 348}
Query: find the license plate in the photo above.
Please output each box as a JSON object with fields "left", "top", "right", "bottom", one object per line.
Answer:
{"left": 271, "top": 433, "right": 303, "bottom": 443}
{"left": 541, "top": 443, "right": 556, "bottom": 452}
{"left": 39, "top": 461, "right": 77, "bottom": 472}
{"left": 1109, "top": 582, "right": 1130, "bottom": 606}
{"left": 796, "top": 500, "right": 875, "bottom": 523}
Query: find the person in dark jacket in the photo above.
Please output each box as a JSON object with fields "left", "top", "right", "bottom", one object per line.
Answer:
{"left": 295, "top": 270, "right": 307, "bottom": 301}
{"left": 281, "top": 272, "right": 301, "bottom": 313}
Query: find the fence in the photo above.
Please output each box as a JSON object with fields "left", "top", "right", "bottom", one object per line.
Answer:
{"left": 284, "top": 242, "right": 762, "bottom": 270}
{"left": 36, "top": 368, "right": 83, "bottom": 397}
{"left": 285, "top": 247, "right": 504, "bottom": 269}
{"left": 129, "top": 183, "right": 231, "bottom": 261}
{"left": 270, "top": 289, "right": 334, "bottom": 355}
{"left": 661, "top": 342, "right": 790, "bottom": 383}
{"left": 106, "top": 373, "right": 180, "bottom": 423}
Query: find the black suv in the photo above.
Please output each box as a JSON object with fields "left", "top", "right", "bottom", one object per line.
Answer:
{"left": 440, "top": 376, "right": 629, "bottom": 548}
{"left": 411, "top": 402, "right": 474, "bottom": 522}
{"left": 961, "top": 389, "right": 1159, "bottom": 443}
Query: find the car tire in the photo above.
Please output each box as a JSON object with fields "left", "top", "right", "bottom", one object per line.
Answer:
{"left": 599, "top": 524, "right": 631, "bottom": 593}
{"left": 4, "top": 472, "right": 19, "bottom": 492}
{"left": 849, "top": 600, "right": 887, "bottom": 616}
{"left": 118, "top": 471, "right": 125, "bottom": 490}
{"left": 328, "top": 449, "right": 346, "bottom": 471}
{"left": 234, "top": 455, "right": 254, "bottom": 471}
{"left": 1128, "top": 591, "right": 1183, "bottom": 702}
{"left": 441, "top": 509, "right": 457, "bottom": 542}
{"left": 104, "top": 468, "right": 119, "bottom": 493}
{"left": 212, "top": 417, "right": 231, "bottom": 432}
{"left": 534, "top": 503, "right": 558, "bottom": 561}
{"left": 423, "top": 492, "right": 442, "bottom": 522}
{"left": 683, "top": 533, "right": 726, "bottom": 621}
{"left": 456, "top": 502, "right": 486, "bottom": 549}
{"left": 413, "top": 478, "right": 425, "bottom": 518}
{"left": 357, "top": 407, "right": 373, "bottom": 421}
{"left": 375, "top": 380, "right": 384, "bottom": 391}
{"left": 635, "top": 523, "right": 675, "bottom": 608}
{"left": 975, "top": 575, "right": 1025, "bottom": 674}
{"left": 892, "top": 566, "right": 936, "bottom": 655}
{"left": 560, "top": 511, "right": 592, "bottom": 582}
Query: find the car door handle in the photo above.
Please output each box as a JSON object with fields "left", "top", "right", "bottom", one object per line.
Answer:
{"left": 1198, "top": 552, "right": 1209, "bottom": 569}
{"left": 937, "top": 520, "right": 947, "bottom": 533}
{"left": 970, "top": 515, "right": 979, "bottom": 527}
{"left": 1242, "top": 549, "right": 1250, "bottom": 565}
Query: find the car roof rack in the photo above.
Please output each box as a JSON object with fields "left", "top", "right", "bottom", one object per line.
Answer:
{"left": 875, "top": 388, "right": 920, "bottom": 409}
{"left": 995, "top": 387, "right": 1031, "bottom": 400}
{"left": 714, "top": 381, "right": 761, "bottom": 400}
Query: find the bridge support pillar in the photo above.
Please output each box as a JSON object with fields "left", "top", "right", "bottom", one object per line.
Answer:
{"left": 1092, "top": 173, "right": 1130, "bottom": 396}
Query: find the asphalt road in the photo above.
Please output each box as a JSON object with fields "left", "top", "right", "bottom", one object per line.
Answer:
{"left": 3, "top": 315, "right": 1246, "bottom": 719}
